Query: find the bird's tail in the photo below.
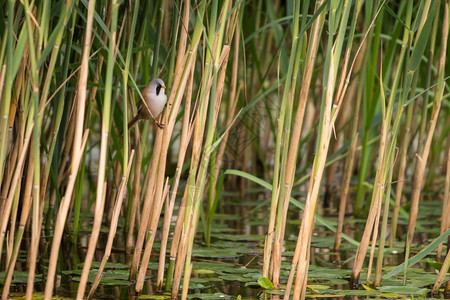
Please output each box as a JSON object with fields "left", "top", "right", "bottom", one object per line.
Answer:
{"left": 127, "top": 114, "right": 141, "bottom": 130}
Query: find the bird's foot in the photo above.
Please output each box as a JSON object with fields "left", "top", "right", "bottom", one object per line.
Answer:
{"left": 155, "top": 120, "right": 164, "bottom": 129}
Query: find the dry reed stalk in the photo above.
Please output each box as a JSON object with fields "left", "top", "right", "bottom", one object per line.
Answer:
{"left": 0, "top": 124, "right": 33, "bottom": 265}
{"left": 44, "top": 130, "right": 88, "bottom": 299}
{"left": 3, "top": 171, "right": 16, "bottom": 265}
{"left": 432, "top": 237, "right": 450, "bottom": 293}
{"left": 331, "top": 51, "right": 365, "bottom": 238}
{"left": 291, "top": 51, "right": 335, "bottom": 299}
{"left": 3, "top": 127, "right": 22, "bottom": 265}
{"left": 126, "top": 126, "right": 141, "bottom": 255}
{"left": 57, "top": 110, "right": 76, "bottom": 182}
{"left": 156, "top": 185, "right": 177, "bottom": 290}
{"left": 135, "top": 178, "right": 170, "bottom": 292}
{"left": 166, "top": 190, "right": 188, "bottom": 291}
{"left": 157, "top": 64, "right": 195, "bottom": 291}
{"left": 365, "top": 193, "right": 382, "bottom": 285}
{"left": 350, "top": 107, "right": 388, "bottom": 287}
{"left": 334, "top": 133, "right": 358, "bottom": 250}
{"left": 179, "top": 34, "right": 232, "bottom": 298}
{"left": 324, "top": 50, "right": 351, "bottom": 203}
{"left": 130, "top": 51, "right": 187, "bottom": 281}
{"left": 87, "top": 151, "right": 135, "bottom": 299}
{"left": 349, "top": 0, "right": 412, "bottom": 283}
{"left": 213, "top": 47, "right": 231, "bottom": 125}
{"left": 129, "top": 80, "right": 161, "bottom": 282}
{"left": 179, "top": 201, "right": 202, "bottom": 298}
{"left": 210, "top": 59, "right": 240, "bottom": 199}
{"left": 277, "top": 4, "right": 326, "bottom": 296}
{"left": 406, "top": 1, "right": 448, "bottom": 249}
{"left": 205, "top": 38, "right": 235, "bottom": 241}
{"left": 390, "top": 115, "right": 411, "bottom": 248}
{"left": 140, "top": 46, "right": 193, "bottom": 269}
{"left": 171, "top": 207, "right": 191, "bottom": 298}
{"left": 72, "top": 0, "right": 96, "bottom": 174}
{"left": 1, "top": 148, "right": 34, "bottom": 300}
{"left": 171, "top": 43, "right": 218, "bottom": 291}
{"left": 76, "top": 0, "right": 122, "bottom": 293}
{"left": 108, "top": 157, "right": 123, "bottom": 222}
{"left": 132, "top": 27, "right": 198, "bottom": 283}
{"left": 76, "top": 179, "right": 107, "bottom": 300}
{"left": 437, "top": 148, "right": 450, "bottom": 258}
{"left": 266, "top": 5, "right": 325, "bottom": 283}
{"left": 181, "top": 262, "right": 193, "bottom": 300}
{"left": 27, "top": 153, "right": 41, "bottom": 300}
{"left": 175, "top": 0, "right": 190, "bottom": 70}
{"left": 292, "top": 231, "right": 312, "bottom": 298}
{"left": 165, "top": 68, "right": 196, "bottom": 285}
{"left": 374, "top": 165, "right": 394, "bottom": 286}
{"left": 0, "top": 63, "right": 17, "bottom": 217}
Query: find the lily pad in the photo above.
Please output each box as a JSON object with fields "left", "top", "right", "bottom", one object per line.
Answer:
{"left": 377, "top": 285, "right": 430, "bottom": 295}
{"left": 192, "top": 247, "right": 238, "bottom": 259}
{"left": 214, "top": 234, "right": 265, "bottom": 242}
{"left": 0, "top": 271, "right": 43, "bottom": 285}
{"left": 218, "top": 274, "right": 254, "bottom": 282}
{"left": 192, "top": 268, "right": 216, "bottom": 275}
{"left": 425, "top": 258, "right": 448, "bottom": 272}
{"left": 257, "top": 277, "right": 274, "bottom": 289}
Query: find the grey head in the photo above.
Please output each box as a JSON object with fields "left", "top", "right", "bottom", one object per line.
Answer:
{"left": 148, "top": 78, "right": 166, "bottom": 96}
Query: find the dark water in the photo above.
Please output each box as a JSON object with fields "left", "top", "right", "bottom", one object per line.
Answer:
{"left": 2, "top": 197, "right": 447, "bottom": 299}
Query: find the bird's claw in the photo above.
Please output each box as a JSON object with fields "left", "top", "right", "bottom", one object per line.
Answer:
{"left": 155, "top": 120, "right": 164, "bottom": 129}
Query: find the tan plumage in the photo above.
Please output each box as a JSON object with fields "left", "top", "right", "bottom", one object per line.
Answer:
{"left": 128, "top": 78, "right": 167, "bottom": 130}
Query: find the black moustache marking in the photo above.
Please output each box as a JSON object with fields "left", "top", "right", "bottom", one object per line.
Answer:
{"left": 156, "top": 85, "right": 162, "bottom": 96}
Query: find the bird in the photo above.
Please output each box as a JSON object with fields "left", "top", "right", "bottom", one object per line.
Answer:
{"left": 128, "top": 78, "right": 167, "bottom": 130}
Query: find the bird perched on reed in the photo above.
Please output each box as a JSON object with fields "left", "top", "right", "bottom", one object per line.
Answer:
{"left": 128, "top": 78, "right": 167, "bottom": 130}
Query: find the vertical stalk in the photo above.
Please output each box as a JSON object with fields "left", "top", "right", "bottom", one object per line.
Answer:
{"left": 75, "top": 0, "right": 119, "bottom": 298}
{"left": 406, "top": 0, "right": 443, "bottom": 251}
{"left": 263, "top": 0, "right": 302, "bottom": 280}
{"left": 21, "top": 1, "right": 41, "bottom": 298}
{"left": 0, "top": 0, "right": 15, "bottom": 186}
{"left": 350, "top": 0, "right": 412, "bottom": 286}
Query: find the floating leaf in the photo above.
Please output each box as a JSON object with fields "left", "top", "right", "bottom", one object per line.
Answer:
{"left": 257, "top": 277, "right": 274, "bottom": 290}
{"left": 190, "top": 277, "right": 223, "bottom": 283}
{"left": 383, "top": 229, "right": 450, "bottom": 279}
{"left": 306, "top": 284, "right": 330, "bottom": 291}
{"left": 379, "top": 293, "right": 406, "bottom": 298}
{"left": 192, "top": 269, "right": 216, "bottom": 275}
{"left": 219, "top": 274, "right": 254, "bottom": 282}
{"left": 362, "top": 284, "right": 376, "bottom": 291}
{"left": 265, "top": 289, "right": 285, "bottom": 295}
{"left": 378, "top": 285, "right": 430, "bottom": 295}
{"left": 214, "top": 234, "right": 265, "bottom": 242}
{"left": 193, "top": 247, "right": 238, "bottom": 259}
{"left": 425, "top": 258, "right": 447, "bottom": 272}
{"left": 0, "top": 271, "right": 43, "bottom": 285}
{"left": 244, "top": 281, "right": 262, "bottom": 288}
{"left": 327, "top": 289, "right": 380, "bottom": 296}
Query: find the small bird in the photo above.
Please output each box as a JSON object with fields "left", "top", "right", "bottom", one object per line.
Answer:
{"left": 128, "top": 78, "right": 167, "bottom": 130}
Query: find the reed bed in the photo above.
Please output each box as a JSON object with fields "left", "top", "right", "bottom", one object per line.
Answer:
{"left": 0, "top": 0, "right": 449, "bottom": 299}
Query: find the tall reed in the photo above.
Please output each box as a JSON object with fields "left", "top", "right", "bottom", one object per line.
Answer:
{"left": 0, "top": 1, "right": 449, "bottom": 299}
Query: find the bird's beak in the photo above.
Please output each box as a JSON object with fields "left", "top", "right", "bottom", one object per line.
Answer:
{"left": 162, "top": 85, "right": 166, "bottom": 89}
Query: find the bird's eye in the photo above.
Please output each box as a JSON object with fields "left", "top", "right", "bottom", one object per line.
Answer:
{"left": 156, "top": 85, "right": 161, "bottom": 96}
